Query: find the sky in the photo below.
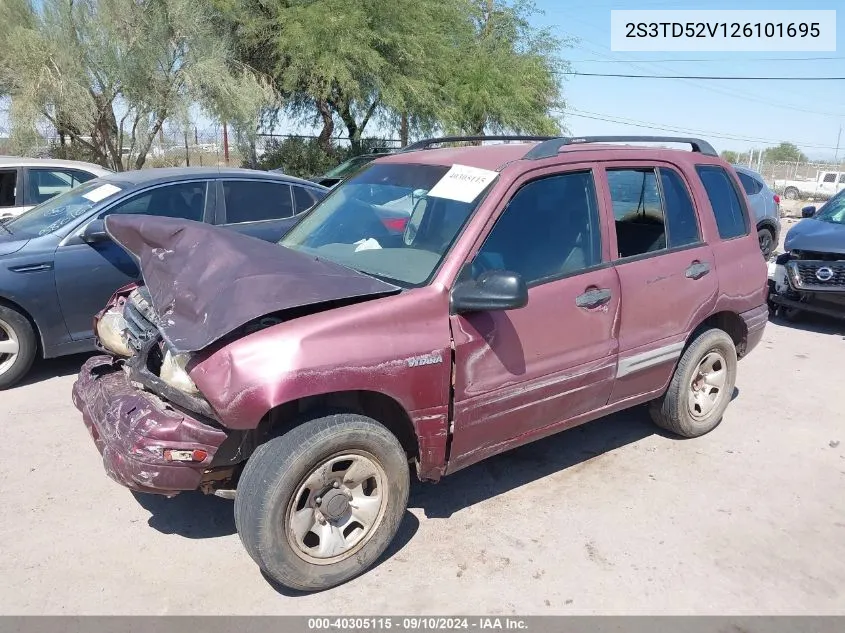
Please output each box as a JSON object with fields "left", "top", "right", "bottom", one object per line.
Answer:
{"left": 536, "top": 0, "right": 845, "bottom": 159}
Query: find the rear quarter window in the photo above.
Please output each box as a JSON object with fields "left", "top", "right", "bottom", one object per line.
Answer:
{"left": 737, "top": 171, "right": 763, "bottom": 195}
{"left": 695, "top": 166, "right": 749, "bottom": 240}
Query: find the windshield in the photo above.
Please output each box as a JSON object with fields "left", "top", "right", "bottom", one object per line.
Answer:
{"left": 815, "top": 190, "right": 845, "bottom": 225}
{"left": 280, "top": 162, "right": 494, "bottom": 286}
{"left": 323, "top": 155, "right": 378, "bottom": 179}
{"left": 6, "top": 181, "right": 123, "bottom": 238}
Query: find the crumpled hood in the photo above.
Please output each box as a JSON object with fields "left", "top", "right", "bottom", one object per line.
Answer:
{"left": 104, "top": 215, "right": 400, "bottom": 353}
{"left": 785, "top": 218, "right": 845, "bottom": 256}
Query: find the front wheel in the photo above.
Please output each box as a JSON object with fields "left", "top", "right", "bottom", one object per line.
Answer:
{"left": 650, "top": 328, "right": 737, "bottom": 438}
{"left": 0, "top": 305, "right": 37, "bottom": 390}
{"left": 784, "top": 187, "right": 799, "bottom": 200}
{"left": 234, "top": 412, "right": 410, "bottom": 592}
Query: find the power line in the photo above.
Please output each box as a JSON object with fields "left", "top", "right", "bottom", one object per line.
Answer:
{"left": 569, "top": 56, "right": 845, "bottom": 63}
{"left": 564, "top": 72, "right": 845, "bottom": 80}
{"left": 562, "top": 108, "right": 842, "bottom": 150}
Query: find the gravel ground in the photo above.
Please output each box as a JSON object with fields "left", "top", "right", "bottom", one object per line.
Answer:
{"left": 1, "top": 221, "right": 843, "bottom": 614}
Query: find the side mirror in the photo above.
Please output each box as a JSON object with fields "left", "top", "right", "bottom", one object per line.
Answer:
{"left": 81, "top": 218, "right": 109, "bottom": 243}
{"left": 801, "top": 205, "right": 816, "bottom": 218}
{"left": 451, "top": 270, "right": 528, "bottom": 315}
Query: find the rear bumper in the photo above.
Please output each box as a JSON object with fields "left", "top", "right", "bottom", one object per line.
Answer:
{"left": 72, "top": 355, "right": 229, "bottom": 496}
{"left": 740, "top": 304, "right": 769, "bottom": 357}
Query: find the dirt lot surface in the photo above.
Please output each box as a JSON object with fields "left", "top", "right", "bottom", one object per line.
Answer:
{"left": 1, "top": 306, "right": 844, "bottom": 615}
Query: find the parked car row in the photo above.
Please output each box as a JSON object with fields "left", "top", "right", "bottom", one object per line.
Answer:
{"left": 0, "top": 162, "right": 328, "bottom": 388}
{"left": 68, "top": 135, "right": 769, "bottom": 592}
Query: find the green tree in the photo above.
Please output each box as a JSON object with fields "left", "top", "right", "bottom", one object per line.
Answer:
{"left": 439, "top": 0, "right": 566, "bottom": 136}
{"left": 720, "top": 150, "right": 740, "bottom": 163}
{"left": 0, "top": 0, "right": 273, "bottom": 170}
{"left": 764, "top": 142, "right": 807, "bottom": 163}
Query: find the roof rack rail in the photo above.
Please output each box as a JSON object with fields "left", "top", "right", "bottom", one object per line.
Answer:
{"left": 523, "top": 136, "right": 718, "bottom": 160}
{"left": 402, "top": 135, "right": 555, "bottom": 152}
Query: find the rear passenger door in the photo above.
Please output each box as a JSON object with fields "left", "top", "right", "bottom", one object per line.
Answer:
{"left": 217, "top": 179, "right": 315, "bottom": 242}
{"left": 599, "top": 163, "right": 718, "bottom": 404}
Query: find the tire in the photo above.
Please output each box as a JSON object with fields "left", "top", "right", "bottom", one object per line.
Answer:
{"left": 757, "top": 227, "right": 775, "bottom": 259}
{"left": 649, "top": 328, "right": 737, "bottom": 438}
{"left": 0, "top": 304, "right": 37, "bottom": 390}
{"left": 784, "top": 187, "right": 799, "bottom": 200}
{"left": 234, "top": 412, "right": 410, "bottom": 592}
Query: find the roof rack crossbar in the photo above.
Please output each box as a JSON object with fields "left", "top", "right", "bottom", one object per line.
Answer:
{"left": 523, "top": 136, "right": 718, "bottom": 160}
{"left": 402, "top": 135, "right": 555, "bottom": 152}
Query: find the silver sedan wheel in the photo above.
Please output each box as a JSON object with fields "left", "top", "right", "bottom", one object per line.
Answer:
{"left": 286, "top": 451, "right": 388, "bottom": 565}
{"left": 688, "top": 351, "right": 728, "bottom": 420}
{"left": 0, "top": 317, "right": 20, "bottom": 376}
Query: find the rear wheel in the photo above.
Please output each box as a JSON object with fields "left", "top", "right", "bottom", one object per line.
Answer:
{"left": 784, "top": 187, "right": 799, "bottom": 200}
{"left": 234, "top": 412, "right": 410, "bottom": 592}
{"left": 0, "top": 305, "right": 37, "bottom": 390}
{"left": 650, "top": 328, "right": 737, "bottom": 438}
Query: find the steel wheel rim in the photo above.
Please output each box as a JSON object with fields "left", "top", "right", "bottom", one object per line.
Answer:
{"left": 688, "top": 350, "right": 727, "bottom": 420}
{"left": 286, "top": 450, "right": 388, "bottom": 565}
{"left": 0, "top": 317, "right": 20, "bottom": 376}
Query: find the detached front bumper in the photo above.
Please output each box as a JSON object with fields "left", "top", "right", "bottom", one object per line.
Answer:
{"left": 72, "top": 355, "right": 229, "bottom": 496}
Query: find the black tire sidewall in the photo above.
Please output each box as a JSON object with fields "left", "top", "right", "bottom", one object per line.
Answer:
{"left": 0, "top": 305, "right": 37, "bottom": 390}
{"left": 672, "top": 331, "right": 737, "bottom": 437}
{"left": 235, "top": 413, "right": 410, "bottom": 592}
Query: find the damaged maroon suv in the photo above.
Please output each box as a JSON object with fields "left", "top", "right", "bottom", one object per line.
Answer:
{"left": 73, "top": 135, "right": 768, "bottom": 591}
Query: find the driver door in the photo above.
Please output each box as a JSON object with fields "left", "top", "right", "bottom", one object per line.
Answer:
{"left": 53, "top": 181, "right": 211, "bottom": 341}
{"left": 447, "top": 166, "right": 621, "bottom": 472}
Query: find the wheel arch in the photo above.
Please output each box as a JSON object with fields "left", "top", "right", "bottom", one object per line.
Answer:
{"left": 0, "top": 295, "right": 44, "bottom": 357}
{"left": 248, "top": 389, "right": 420, "bottom": 465}
{"left": 688, "top": 311, "right": 748, "bottom": 357}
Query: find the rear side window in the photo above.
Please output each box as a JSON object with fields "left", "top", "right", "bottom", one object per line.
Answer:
{"left": 223, "top": 180, "right": 293, "bottom": 223}
{"left": 839, "top": 174, "right": 845, "bottom": 184}
{"left": 293, "top": 186, "right": 322, "bottom": 214}
{"left": 608, "top": 169, "right": 666, "bottom": 258}
{"left": 737, "top": 172, "right": 763, "bottom": 195}
{"left": 823, "top": 173, "right": 836, "bottom": 183}
{"left": 695, "top": 166, "right": 749, "bottom": 240}
{"left": 659, "top": 168, "right": 701, "bottom": 248}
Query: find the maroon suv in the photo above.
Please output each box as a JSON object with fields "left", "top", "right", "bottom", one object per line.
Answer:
{"left": 72, "top": 135, "right": 768, "bottom": 591}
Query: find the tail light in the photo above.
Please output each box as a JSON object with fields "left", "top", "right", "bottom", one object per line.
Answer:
{"left": 381, "top": 217, "right": 408, "bottom": 232}
{"left": 774, "top": 194, "right": 780, "bottom": 205}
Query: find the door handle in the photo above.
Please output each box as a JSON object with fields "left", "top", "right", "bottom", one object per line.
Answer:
{"left": 576, "top": 287, "right": 612, "bottom": 309}
{"left": 685, "top": 261, "right": 711, "bottom": 280}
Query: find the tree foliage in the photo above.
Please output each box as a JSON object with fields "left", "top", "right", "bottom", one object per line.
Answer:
{"left": 764, "top": 141, "right": 807, "bottom": 163}
{"left": 720, "top": 150, "right": 739, "bottom": 163}
{"left": 0, "top": 0, "right": 274, "bottom": 170}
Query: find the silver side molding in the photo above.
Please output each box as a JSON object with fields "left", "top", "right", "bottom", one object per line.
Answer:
{"left": 617, "top": 341, "right": 685, "bottom": 379}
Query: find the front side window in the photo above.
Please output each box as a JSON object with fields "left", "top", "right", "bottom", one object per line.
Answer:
{"left": 473, "top": 171, "right": 602, "bottom": 285}
{"left": 281, "top": 163, "right": 492, "bottom": 286}
{"left": 223, "top": 180, "right": 293, "bottom": 223}
{"left": 823, "top": 173, "right": 836, "bottom": 183}
{"left": 696, "top": 165, "right": 749, "bottom": 240}
{"left": 104, "top": 182, "right": 206, "bottom": 222}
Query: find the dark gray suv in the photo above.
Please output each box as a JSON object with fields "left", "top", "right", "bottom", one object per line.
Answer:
{"left": 0, "top": 167, "right": 326, "bottom": 389}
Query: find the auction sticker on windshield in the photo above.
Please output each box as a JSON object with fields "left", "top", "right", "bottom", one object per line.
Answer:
{"left": 427, "top": 164, "right": 497, "bottom": 203}
{"left": 83, "top": 183, "right": 122, "bottom": 203}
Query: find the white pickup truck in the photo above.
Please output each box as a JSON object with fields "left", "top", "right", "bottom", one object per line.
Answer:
{"left": 774, "top": 170, "right": 845, "bottom": 200}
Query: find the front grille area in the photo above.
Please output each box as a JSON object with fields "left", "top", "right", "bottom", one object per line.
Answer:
{"left": 788, "top": 260, "right": 845, "bottom": 291}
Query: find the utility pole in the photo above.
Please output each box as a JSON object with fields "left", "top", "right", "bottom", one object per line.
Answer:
{"left": 835, "top": 125, "right": 842, "bottom": 164}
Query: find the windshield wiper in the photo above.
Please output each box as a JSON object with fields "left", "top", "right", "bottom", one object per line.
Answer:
{"left": 0, "top": 218, "right": 12, "bottom": 234}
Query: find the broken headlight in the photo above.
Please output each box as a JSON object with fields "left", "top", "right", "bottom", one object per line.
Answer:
{"left": 96, "top": 308, "right": 133, "bottom": 357}
{"left": 159, "top": 348, "right": 200, "bottom": 395}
